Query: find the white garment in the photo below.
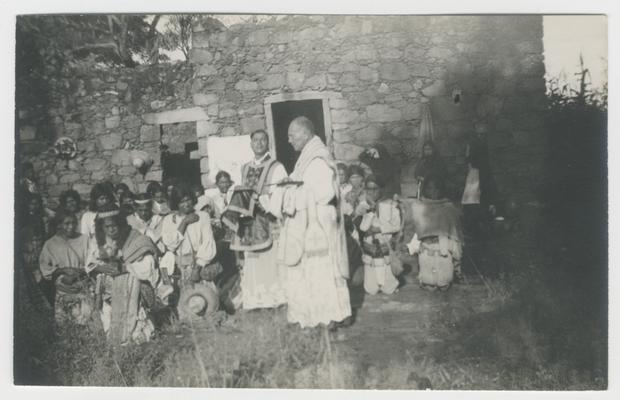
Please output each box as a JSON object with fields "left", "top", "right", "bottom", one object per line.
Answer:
{"left": 277, "top": 136, "right": 351, "bottom": 327}
{"left": 80, "top": 211, "right": 97, "bottom": 242}
{"left": 127, "top": 213, "right": 165, "bottom": 253}
{"left": 461, "top": 166, "right": 481, "bottom": 205}
{"left": 201, "top": 188, "right": 234, "bottom": 218}
{"left": 160, "top": 211, "right": 217, "bottom": 273}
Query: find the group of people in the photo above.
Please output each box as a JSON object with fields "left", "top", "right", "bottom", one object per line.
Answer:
{"left": 18, "top": 116, "right": 501, "bottom": 344}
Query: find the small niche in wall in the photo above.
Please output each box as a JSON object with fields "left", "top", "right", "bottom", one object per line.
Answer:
{"left": 452, "top": 88, "right": 462, "bottom": 105}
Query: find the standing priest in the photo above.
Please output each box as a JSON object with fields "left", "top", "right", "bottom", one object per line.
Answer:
{"left": 275, "top": 116, "right": 351, "bottom": 329}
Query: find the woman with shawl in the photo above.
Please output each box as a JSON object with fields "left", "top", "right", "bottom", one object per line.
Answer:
{"left": 414, "top": 140, "right": 448, "bottom": 197}
{"left": 39, "top": 209, "right": 93, "bottom": 325}
{"left": 86, "top": 204, "right": 165, "bottom": 344}
{"left": 406, "top": 177, "right": 463, "bottom": 290}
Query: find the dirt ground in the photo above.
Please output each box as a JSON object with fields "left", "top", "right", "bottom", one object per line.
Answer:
{"left": 340, "top": 273, "right": 496, "bottom": 367}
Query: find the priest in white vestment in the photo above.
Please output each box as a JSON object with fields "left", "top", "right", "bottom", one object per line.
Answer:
{"left": 274, "top": 117, "right": 351, "bottom": 328}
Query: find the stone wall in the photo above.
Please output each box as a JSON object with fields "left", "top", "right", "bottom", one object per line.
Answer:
{"left": 18, "top": 63, "right": 197, "bottom": 207}
{"left": 18, "top": 15, "right": 547, "bottom": 208}
{"left": 189, "top": 15, "right": 546, "bottom": 201}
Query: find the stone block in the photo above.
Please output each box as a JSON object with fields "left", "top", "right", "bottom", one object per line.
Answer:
{"left": 304, "top": 74, "right": 327, "bottom": 90}
{"left": 189, "top": 150, "right": 201, "bottom": 160}
{"left": 221, "top": 127, "right": 236, "bottom": 136}
{"left": 193, "top": 93, "right": 219, "bottom": 106}
{"left": 298, "top": 27, "right": 325, "bottom": 41}
{"left": 197, "top": 120, "right": 219, "bottom": 137}
{"left": 191, "top": 48, "right": 214, "bottom": 64}
{"left": 379, "top": 62, "right": 410, "bottom": 81}
{"left": 196, "top": 64, "right": 218, "bottom": 76}
{"left": 140, "top": 125, "right": 160, "bottom": 142}
{"left": 198, "top": 139, "right": 209, "bottom": 156}
{"left": 334, "top": 143, "right": 364, "bottom": 161}
{"left": 143, "top": 107, "right": 208, "bottom": 125}
{"left": 402, "top": 103, "right": 422, "bottom": 120}
{"left": 355, "top": 125, "right": 383, "bottom": 144}
{"left": 248, "top": 30, "right": 270, "bottom": 46}
{"left": 381, "top": 48, "right": 402, "bottom": 59}
{"left": 286, "top": 72, "right": 305, "bottom": 90}
{"left": 366, "top": 104, "right": 402, "bottom": 122}
{"left": 332, "top": 129, "right": 354, "bottom": 143}
{"left": 71, "top": 183, "right": 91, "bottom": 197}
{"left": 421, "top": 80, "right": 447, "bottom": 97}
{"left": 207, "top": 104, "right": 219, "bottom": 116}
{"left": 46, "top": 174, "right": 59, "bottom": 185}
{"left": 111, "top": 149, "right": 133, "bottom": 166}
{"left": 427, "top": 47, "right": 453, "bottom": 60}
{"left": 99, "top": 134, "right": 122, "bottom": 150}
{"left": 259, "top": 74, "right": 285, "bottom": 90}
{"left": 150, "top": 100, "right": 167, "bottom": 110}
{"left": 331, "top": 109, "right": 359, "bottom": 124}
{"left": 219, "top": 107, "right": 237, "bottom": 118}
{"left": 271, "top": 30, "right": 292, "bottom": 44}
{"left": 84, "top": 158, "right": 107, "bottom": 171}
{"left": 240, "top": 117, "right": 266, "bottom": 134}
{"left": 144, "top": 170, "right": 163, "bottom": 182}
{"left": 329, "top": 98, "right": 348, "bottom": 109}
{"left": 105, "top": 115, "right": 120, "bottom": 129}
{"left": 359, "top": 66, "right": 379, "bottom": 82}
{"left": 59, "top": 173, "right": 81, "bottom": 184}
{"left": 339, "top": 73, "right": 358, "bottom": 87}
{"left": 235, "top": 80, "right": 259, "bottom": 91}
{"left": 118, "top": 166, "right": 136, "bottom": 176}
{"left": 116, "top": 81, "right": 128, "bottom": 91}
{"left": 243, "top": 62, "right": 266, "bottom": 75}
{"left": 124, "top": 115, "right": 141, "bottom": 128}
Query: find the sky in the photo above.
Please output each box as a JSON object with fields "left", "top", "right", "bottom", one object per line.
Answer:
{"left": 543, "top": 15, "right": 608, "bottom": 91}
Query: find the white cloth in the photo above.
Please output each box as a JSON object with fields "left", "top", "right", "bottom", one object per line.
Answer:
{"left": 160, "top": 211, "right": 217, "bottom": 273}
{"left": 80, "top": 211, "right": 97, "bottom": 242}
{"left": 200, "top": 188, "right": 234, "bottom": 218}
{"left": 276, "top": 136, "right": 351, "bottom": 327}
{"left": 461, "top": 166, "right": 481, "bottom": 205}
{"left": 127, "top": 213, "right": 165, "bottom": 253}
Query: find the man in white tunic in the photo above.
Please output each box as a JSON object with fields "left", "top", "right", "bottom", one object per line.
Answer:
{"left": 127, "top": 193, "right": 165, "bottom": 254}
{"left": 275, "top": 117, "right": 351, "bottom": 328}
{"left": 235, "top": 130, "right": 288, "bottom": 310}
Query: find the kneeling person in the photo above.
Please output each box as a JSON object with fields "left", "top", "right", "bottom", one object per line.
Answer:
{"left": 354, "top": 175, "right": 401, "bottom": 295}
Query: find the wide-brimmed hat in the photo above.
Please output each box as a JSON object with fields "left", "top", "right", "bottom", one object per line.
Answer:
{"left": 177, "top": 283, "right": 220, "bottom": 321}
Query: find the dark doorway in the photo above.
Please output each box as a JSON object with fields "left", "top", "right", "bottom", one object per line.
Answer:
{"left": 271, "top": 99, "right": 326, "bottom": 173}
{"left": 162, "top": 141, "right": 201, "bottom": 187}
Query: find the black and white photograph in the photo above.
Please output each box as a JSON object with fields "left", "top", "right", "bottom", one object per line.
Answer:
{"left": 5, "top": 1, "right": 612, "bottom": 394}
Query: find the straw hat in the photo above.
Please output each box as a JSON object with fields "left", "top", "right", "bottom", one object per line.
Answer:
{"left": 177, "top": 283, "right": 220, "bottom": 321}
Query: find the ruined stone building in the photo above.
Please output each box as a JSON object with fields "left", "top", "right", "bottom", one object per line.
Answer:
{"left": 17, "top": 15, "right": 546, "bottom": 208}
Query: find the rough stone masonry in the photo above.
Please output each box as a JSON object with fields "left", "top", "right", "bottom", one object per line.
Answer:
{"left": 18, "top": 15, "right": 546, "bottom": 208}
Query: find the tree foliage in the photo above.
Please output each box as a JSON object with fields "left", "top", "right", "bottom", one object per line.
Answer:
{"left": 17, "top": 15, "right": 163, "bottom": 68}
